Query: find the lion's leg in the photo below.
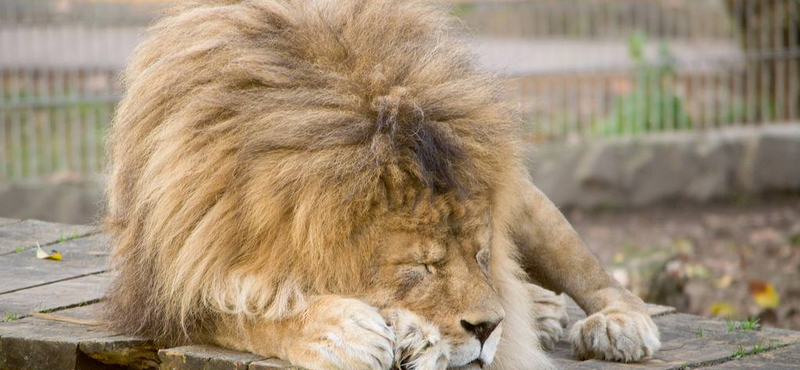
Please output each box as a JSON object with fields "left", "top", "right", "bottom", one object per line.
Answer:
{"left": 211, "top": 295, "right": 396, "bottom": 370}
{"left": 527, "top": 283, "right": 568, "bottom": 351}
{"left": 510, "top": 180, "right": 660, "bottom": 362}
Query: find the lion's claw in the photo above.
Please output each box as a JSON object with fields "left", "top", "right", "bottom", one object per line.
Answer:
{"left": 285, "top": 298, "right": 395, "bottom": 370}
{"left": 569, "top": 307, "right": 660, "bottom": 362}
{"left": 384, "top": 308, "right": 450, "bottom": 370}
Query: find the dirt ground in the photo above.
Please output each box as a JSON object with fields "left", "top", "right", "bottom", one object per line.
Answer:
{"left": 566, "top": 194, "right": 800, "bottom": 331}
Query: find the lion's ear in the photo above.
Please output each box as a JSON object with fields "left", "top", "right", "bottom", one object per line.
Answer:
{"left": 370, "top": 86, "right": 467, "bottom": 195}
{"left": 476, "top": 247, "right": 491, "bottom": 275}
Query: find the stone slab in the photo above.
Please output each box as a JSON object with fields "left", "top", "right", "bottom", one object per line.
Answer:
{"left": 80, "top": 335, "right": 159, "bottom": 370}
{"left": 0, "top": 318, "right": 110, "bottom": 370}
{"left": 553, "top": 313, "right": 800, "bottom": 370}
{"left": 709, "top": 344, "right": 800, "bottom": 369}
{"left": 0, "top": 316, "right": 115, "bottom": 370}
{"left": 0, "top": 273, "right": 111, "bottom": 321}
{"left": 0, "top": 219, "right": 95, "bottom": 255}
{"left": 249, "top": 358, "right": 306, "bottom": 370}
{"left": 0, "top": 313, "right": 155, "bottom": 370}
{"left": 0, "top": 233, "right": 110, "bottom": 294}
{"left": 0, "top": 218, "right": 21, "bottom": 228}
{"left": 49, "top": 302, "right": 104, "bottom": 322}
{"left": 159, "top": 345, "right": 265, "bottom": 370}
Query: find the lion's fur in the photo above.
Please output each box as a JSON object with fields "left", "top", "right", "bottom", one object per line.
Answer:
{"left": 105, "top": 0, "right": 551, "bottom": 368}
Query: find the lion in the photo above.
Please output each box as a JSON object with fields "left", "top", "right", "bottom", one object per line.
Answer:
{"left": 103, "top": 0, "right": 660, "bottom": 369}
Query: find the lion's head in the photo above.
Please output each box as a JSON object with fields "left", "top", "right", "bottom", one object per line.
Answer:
{"left": 361, "top": 198, "right": 506, "bottom": 367}
{"left": 104, "top": 0, "right": 525, "bottom": 367}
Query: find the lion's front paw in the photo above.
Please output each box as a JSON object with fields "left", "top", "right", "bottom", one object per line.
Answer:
{"left": 384, "top": 308, "right": 450, "bottom": 370}
{"left": 569, "top": 307, "right": 660, "bottom": 362}
{"left": 286, "top": 298, "right": 395, "bottom": 370}
{"left": 529, "top": 285, "right": 569, "bottom": 351}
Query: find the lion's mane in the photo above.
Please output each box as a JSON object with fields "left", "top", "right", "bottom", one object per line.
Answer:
{"left": 104, "top": 0, "right": 523, "bottom": 345}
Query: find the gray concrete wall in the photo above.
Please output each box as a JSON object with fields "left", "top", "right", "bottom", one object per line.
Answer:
{"left": 527, "top": 124, "right": 800, "bottom": 209}
{"left": 0, "top": 177, "right": 105, "bottom": 225}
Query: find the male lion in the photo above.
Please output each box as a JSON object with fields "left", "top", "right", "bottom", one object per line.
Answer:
{"left": 104, "top": 0, "right": 660, "bottom": 369}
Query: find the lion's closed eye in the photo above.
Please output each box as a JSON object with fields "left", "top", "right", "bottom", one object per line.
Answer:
{"left": 399, "top": 262, "right": 439, "bottom": 286}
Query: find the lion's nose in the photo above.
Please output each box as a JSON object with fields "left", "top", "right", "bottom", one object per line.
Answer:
{"left": 460, "top": 318, "right": 502, "bottom": 346}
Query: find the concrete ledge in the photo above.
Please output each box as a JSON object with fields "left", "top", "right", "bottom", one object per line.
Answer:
{"left": 527, "top": 124, "right": 800, "bottom": 208}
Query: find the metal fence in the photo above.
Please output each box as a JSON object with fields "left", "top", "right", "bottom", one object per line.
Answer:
{"left": 0, "top": 0, "right": 164, "bottom": 181}
{"left": 1, "top": 0, "right": 799, "bottom": 181}
{"left": 461, "top": 0, "right": 800, "bottom": 142}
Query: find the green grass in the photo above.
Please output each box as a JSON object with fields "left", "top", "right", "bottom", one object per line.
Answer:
{"left": 4, "top": 311, "right": 18, "bottom": 322}
{"left": 790, "top": 233, "right": 800, "bottom": 247}
{"left": 732, "top": 341, "right": 781, "bottom": 359}
{"left": 695, "top": 326, "right": 705, "bottom": 338}
{"left": 14, "top": 246, "right": 24, "bottom": 253}
{"left": 726, "top": 319, "right": 736, "bottom": 332}
{"left": 727, "top": 318, "right": 760, "bottom": 332}
{"left": 593, "top": 31, "right": 693, "bottom": 136}
{"left": 57, "top": 231, "right": 80, "bottom": 244}
{"left": 739, "top": 317, "right": 760, "bottom": 331}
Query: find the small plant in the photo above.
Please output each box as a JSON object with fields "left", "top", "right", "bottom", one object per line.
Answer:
{"left": 726, "top": 319, "right": 737, "bottom": 332}
{"left": 15, "top": 246, "right": 24, "bottom": 253}
{"left": 739, "top": 317, "right": 760, "bottom": 331}
{"left": 727, "top": 317, "right": 761, "bottom": 332}
{"left": 732, "top": 345, "right": 746, "bottom": 358}
{"left": 731, "top": 341, "right": 781, "bottom": 359}
{"left": 751, "top": 342, "right": 769, "bottom": 355}
{"left": 695, "top": 326, "right": 705, "bottom": 338}
{"left": 57, "top": 231, "right": 80, "bottom": 244}
{"left": 4, "top": 311, "right": 18, "bottom": 322}
{"left": 790, "top": 233, "right": 800, "bottom": 247}
{"left": 594, "top": 31, "right": 692, "bottom": 136}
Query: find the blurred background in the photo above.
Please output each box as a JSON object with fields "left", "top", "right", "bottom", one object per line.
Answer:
{"left": 1, "top": 0, "right": 799, "bottom": 330}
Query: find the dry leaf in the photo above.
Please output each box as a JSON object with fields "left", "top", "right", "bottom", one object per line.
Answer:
{"left": 715, "top": 274, "right": 734, "bottom": 289}
{"left": 710, "top": 302, "right": 737, "bottom": 318}
{"left": 749, "top": 280, "right": 780, "bottom": 309}
{"left": 35, "top": 242, "right": 62, "bottom": 261}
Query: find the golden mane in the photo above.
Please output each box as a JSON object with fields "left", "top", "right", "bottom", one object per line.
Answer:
{"left": 104, "top": 0, "right": 522, "bottom": 344}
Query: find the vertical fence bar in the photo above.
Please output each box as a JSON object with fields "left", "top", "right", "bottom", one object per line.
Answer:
{"left": 25, "top": 69, "right": 35, "bottom": 179}
{"left": 10, "top": 6, "right": 24, "bottom": 179}
{"left": 40, "top": 69, "right": 52, "bottom": 175}
{"left": 790, "top": 0, "right": 799, "bottom": 121}
{"left": 69, "top": 70, "right": 81, "bottom": 173}
{"left": 0, "top": 4, "right": 5, "bottom": 180}
{"left": 55, "top": 70, "right": 67, "bottom": 173}
{"left": 0, "top": 70, "right": 6, "bottom": 180}
{"left": 759, "top": 0, "right": 770, "bottom": 124}
{"left": 773, "top": 0, "right": 783, "bottom": 121}
{"left": 745, "top": 0, "right": 756, "bottom": 125}
{"left": 11, "top": 71, "right": 22, "bottom": 181}
{"left": 664, "top": 71, "right": 674, "bottom": 131}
